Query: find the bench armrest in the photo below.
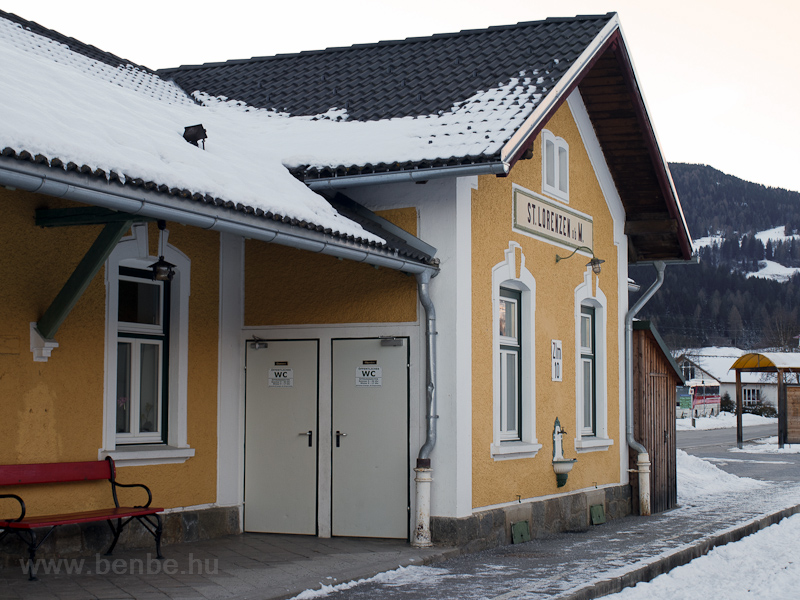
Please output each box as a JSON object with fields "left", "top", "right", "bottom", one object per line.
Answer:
{"left": 0, "top": 494, "right": 26, "bottom": 523}
{"left": 110, "top": 481, "right": 153, "bottom": 509}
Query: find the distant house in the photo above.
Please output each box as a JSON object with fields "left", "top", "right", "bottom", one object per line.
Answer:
{"left": 0, "top": 8, "right": 692, "bottom": 556}
{"left": 676, "top": 347, "right": 777, "bottom": 414}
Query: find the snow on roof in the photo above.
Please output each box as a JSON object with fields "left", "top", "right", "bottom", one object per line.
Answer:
{"left": 678, "top": 346, "right": 769, "bottom": 384}
{"left": 0, "top": 17, "right": 380, "bottom": 242}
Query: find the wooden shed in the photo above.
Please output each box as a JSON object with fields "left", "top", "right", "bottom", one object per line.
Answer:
{"left": 630, "top": 321, "right": 684, "bottom": 514}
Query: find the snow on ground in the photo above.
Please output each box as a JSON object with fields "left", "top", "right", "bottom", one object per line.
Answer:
{"left": 292, "top": 566, "right": 453, "bottom": 599}
{"left": 754, "top": 225, "right": 800, "bottom": 245}
{"left": 747, "top": 259, "right": 800, "bottom": 282}
{"left": 692, "top": 233, "right": 723, "bottom": 250}
{"left": 677, "top": 449, "right": 767, "bottom": 502}
{"left": 730, "top": 436, "right": 800, "bottom": 454}
{"left": 605, "top": 513, "right": 800, "bottom": 600}
{"left": 676, "top": 411, "right": 777, "bottom": 430}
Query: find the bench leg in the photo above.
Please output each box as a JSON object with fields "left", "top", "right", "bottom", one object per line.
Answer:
{"left": 105, "top": 518, "right": 123, "bottom": 556}
{"left": 12, "top": 527, "right": 57, "bottom": 581}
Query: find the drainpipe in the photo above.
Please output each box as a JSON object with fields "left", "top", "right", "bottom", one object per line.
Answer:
{"left": 412, "top": 269, "right": 438, "bottom": 547}
{"left": 625, "top": 260, "right": 666, "bottom": 516}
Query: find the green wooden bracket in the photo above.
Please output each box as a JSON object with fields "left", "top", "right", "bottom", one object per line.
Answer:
{"left": 36, "top": 219, "right": 134, "bottom": 340}
{"left": 35, "top": 207, "right": 152, "bottom": 228}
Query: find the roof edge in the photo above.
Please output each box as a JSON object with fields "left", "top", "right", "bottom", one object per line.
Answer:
{"left": 499, "top": 13, "right": 619, "bottom": 167}
{"left": 0, "top": 158, "right": 438, "bottom": 276}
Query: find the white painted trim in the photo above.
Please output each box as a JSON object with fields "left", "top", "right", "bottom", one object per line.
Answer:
{"left": 100, "top": 223, "right": 193, "bottom": 465}
{"left": 500, "top": 15, "right": 620, "bottom": 164}
{"left": 540, "top": 129, "right": 570, "bottom": 203}
{"left": 454, "top": 175, "right": 475, "bottom": 517}
{"left": 491, "top": 242, "right": 539, "bottom": 460}
{"left": 104, "top": 445, "right": 195, "bottom": 466}
{"left": 573, "top": 267, "right": 612, "bottom": 453}
{"left": 216, "top": 233, "right": 245, "bottom": 510}
{"left": 29, "top": 323, "right": 58, "bottom": 362}
{"left": 567, "top": 89, "right": 629, "bottom": 479}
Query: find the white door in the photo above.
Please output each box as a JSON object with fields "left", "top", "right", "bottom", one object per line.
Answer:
{"left": 332, "top": 338, "right": 409, "bottom": 538}
{"left": 244, "top": 339, "right": 318, "bottom": 534}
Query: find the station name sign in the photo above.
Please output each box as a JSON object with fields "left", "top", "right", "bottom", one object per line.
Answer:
{"left": 512, "top": 188, "right": 593, "bottom": 250}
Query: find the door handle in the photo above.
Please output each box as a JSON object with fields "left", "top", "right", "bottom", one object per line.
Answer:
{"left": 299, "top": 430, "right": 313, "bottom": 447}
{"left": 336, "top": 430, "right": 348, "bottom": 447}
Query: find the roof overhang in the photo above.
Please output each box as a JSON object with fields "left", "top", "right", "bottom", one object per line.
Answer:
{"left": 0, "top": 157, "right": 438, "bottom": 276}
{"left": 731, "top": 353, "right": 800, "bottom": 373}
{"left": 500, "top": 15, "right": 692, "bottom": 263}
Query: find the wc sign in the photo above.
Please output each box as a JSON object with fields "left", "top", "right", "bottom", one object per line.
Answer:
{"left": 356, "top": 366, "right": 382, "bottom": 387}
{"left": 268, "top": 368, "right": 294, "bottom": 388}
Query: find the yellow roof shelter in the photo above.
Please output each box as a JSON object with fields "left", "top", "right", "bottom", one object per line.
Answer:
{"left": 730, "top": 353, "right": 800, "bottom": 448}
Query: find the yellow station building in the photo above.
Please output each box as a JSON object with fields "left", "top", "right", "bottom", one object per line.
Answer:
{"left": 0, "top": 9, "right": 692, "bottom": 555}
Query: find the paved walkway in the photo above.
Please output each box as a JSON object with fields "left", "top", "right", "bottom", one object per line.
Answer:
{"left": 3, "top": 448, "right": 800, "bottom": 599}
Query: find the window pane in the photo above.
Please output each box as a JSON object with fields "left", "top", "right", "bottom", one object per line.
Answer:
{"left": 139, "top": 343, "right": 160, "bottom": 433}
{"left": 116, "top": 342, "right": 131, "bottom": 433}
{"left": 505, "top": 353, "right": 517, "bottom": 432}
{"left": 558, "top": 147, "right": 568, "bottom": 192}
{"left": 581, "top": 315, "right": 591, "bottom": 349}
{"left": 583, "top": 359, "right": 593, "bottom": 431}
{"left": 545, "top": 140, "right": 555, "bottom": 187}
{"left": 499, "top": 298, "right": 517, "bottom": 340}
{"left": 118, "top": 279, "right": 161, "bottom": 326}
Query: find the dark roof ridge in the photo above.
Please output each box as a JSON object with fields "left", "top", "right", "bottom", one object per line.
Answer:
{"left": 0, "top": 9, "right": 156, "bottom": 73}
{"left": 158, "top": 13, "right": 616, "bottom": 73}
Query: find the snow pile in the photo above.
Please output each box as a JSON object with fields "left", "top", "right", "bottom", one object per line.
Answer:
{"left": 730, "top": 436, "right": 800, "bottom": 454}
{"left": 676, "top": 412, "right": 777, "bottom": 431}
{"left": 607, "top": 513, "right": 800, "bottom": 600}
{"left": 677, "top": 449, "right": 767, "bottom": 502}
{"left": 291, "top": 565, "right": 452, "bottom": 599}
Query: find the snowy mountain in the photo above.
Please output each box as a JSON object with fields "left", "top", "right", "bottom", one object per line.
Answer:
{"left": 630, "top": 164, "right": 800, "bottom": 350}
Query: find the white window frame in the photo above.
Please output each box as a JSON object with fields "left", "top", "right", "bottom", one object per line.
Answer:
{"left": 499, "top": 289, "right": 521, "bottom": 441}
{"left": 100, "top": 223, "right": 195, "bottom": 466}
{"left": 115, "top": 337, "right": 164, "bottom": 444}
{"left": 574, "top": 267, "right": 613, "bottom": 453}
{"left": 491, "top": 242, "right": 541, "bottom": 459}
{"left": 541, "top": 129, "right": 569, "bottom": 203}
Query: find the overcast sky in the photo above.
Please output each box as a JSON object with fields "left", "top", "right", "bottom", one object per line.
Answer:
{"left": 4, "top": 0, "right": 798, "bottom": 193}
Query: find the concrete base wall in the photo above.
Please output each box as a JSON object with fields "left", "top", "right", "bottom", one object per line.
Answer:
{"left": 0, "top": 506, "right": 239, "bottom": 568}
{"left": 432, "top": 485, "right": 631, "bottom": 553}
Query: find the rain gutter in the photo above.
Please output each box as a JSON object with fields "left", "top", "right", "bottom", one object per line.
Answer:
{"left": 625, "top": 260, "right": 666, "bottom": 516}
{"left": 0, "top": 159, "right": 437, "bottom": 276}
{"left": 412, "top": 269, "right": 437, "bottom": 547}
{"left": 306, "top": 161, "right": 509, "bottom": 191}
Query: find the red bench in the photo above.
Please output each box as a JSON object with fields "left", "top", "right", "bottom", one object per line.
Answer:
{"left": 0, "top": 457, "right": 163, "bottom": 579}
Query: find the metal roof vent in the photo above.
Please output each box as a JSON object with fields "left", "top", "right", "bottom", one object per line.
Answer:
{"left": 183, "top": 124, "right": 207, "bottom": 149}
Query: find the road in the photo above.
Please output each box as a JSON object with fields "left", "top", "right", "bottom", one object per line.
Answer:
{"left": 677, "top": 423, "right": 777, "bottom": 449}
{"left": 678, "top": 422, "right": 800, "bottom": 481}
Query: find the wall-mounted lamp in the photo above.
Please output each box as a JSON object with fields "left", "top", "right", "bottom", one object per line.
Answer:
{"left": 183, "top": 124, "right": 207, "bottom": 149}
{"left": 149, "top": 220, "right": 175, "bottom": 281}
{"left": 555, "top": 246, "right": 605, "bottom": 274}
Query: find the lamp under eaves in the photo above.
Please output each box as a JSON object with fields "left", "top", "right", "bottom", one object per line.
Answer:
{"left": 149, "top": 220, "right": 175, "bottom": 281}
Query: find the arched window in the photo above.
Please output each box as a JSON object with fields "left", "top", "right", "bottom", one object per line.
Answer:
{"left": 491, "top": 243, "right": 541, "bottom": 459}
{"left": 574, "top": 268, "right": 613, "bottom": 452}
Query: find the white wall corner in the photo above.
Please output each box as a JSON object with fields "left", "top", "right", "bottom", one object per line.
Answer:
{"left": 217, "top": 232, "right": 245, "bottom": 508}
{"left": 30, "top": 322, "right": 58, "bottom": 362}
